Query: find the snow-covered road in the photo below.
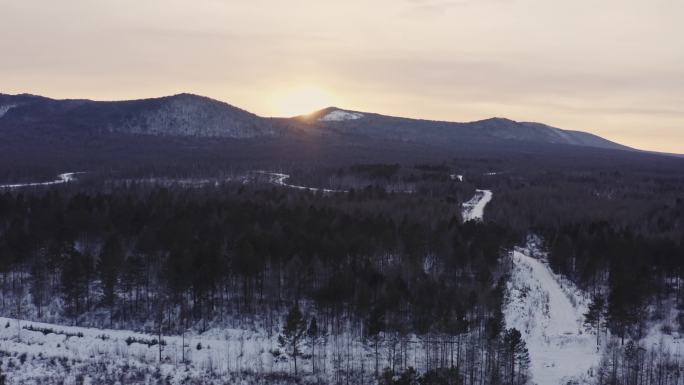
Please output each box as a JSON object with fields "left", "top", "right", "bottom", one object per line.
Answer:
{"left": 255, "top": 171, "right": 347, "bottom": 193}
{"left": 461, "top": 189, "right": 493, "bottom": 222}
{"left": 0, "top": 172, "right": 83, "bottom": 189}
{"left": 504, "top": 246, "right": 600, "bottom": 385}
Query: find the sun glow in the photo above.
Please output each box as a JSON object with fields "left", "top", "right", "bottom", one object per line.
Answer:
{"left": 270, "top": 85, "right": 337, "bottom": 117}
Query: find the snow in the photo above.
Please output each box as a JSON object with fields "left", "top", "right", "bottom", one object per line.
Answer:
{"left": 0, "top": 172, "right": 84, "bottom": 189}
{"left": 461, "top": 189, "right": 492, "bottom": 222}
{"left": 319, "top": 110, "right": 364, "bottom": 122}
{"left": 449, "top": 174, "right": 463, "bottom": 182}
{"left": 641, "top": 301, "right": 684, "bottom": 357}
{"left": 0, "top": 315, "right": 278, "bottom": 381}
{"left": 503, "top": 241, "right": 600, "bottom": 385}
{"left": 0, "top": 314, "right": 450, "bottom": 383}
{"left": 0, "top": 104, "right": 16, "bottom": 118}
{"left": 255, "top": 171, "right": 347, "bottom": 193}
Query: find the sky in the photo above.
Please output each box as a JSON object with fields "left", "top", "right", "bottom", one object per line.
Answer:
{"left": 1, "top": 0, "right": 683, "bottom": 153}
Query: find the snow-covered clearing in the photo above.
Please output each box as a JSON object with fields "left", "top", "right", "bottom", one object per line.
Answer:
{"left": 0, "top": 172, "right": 83, "bottom": 189}
{"left": 461, "top": 189, "right": 492, "bottom": 222}
{"left": 0, "top": 315, "right": 285, "bottom": 383}
{"left": 503, "top": 243, "right": 600, "bottom": 385}
{"left": 319, "top": 110, "right": 364, "bottom": 121}
{"left": 255, "top": 171, "right": 347, "bottom": 193}
{"left": 0, "top": 315, "right": 447, "bottom": 384}
{"left": 0, "top": 316, "right": 271, "bottom": 371}
{"left": 641, "top": 300, "right": 684, "bottom": 358}
{"left": 449, "top": 174, "right": 463, "bottom": 182}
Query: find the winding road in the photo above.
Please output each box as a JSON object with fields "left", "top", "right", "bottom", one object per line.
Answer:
{"left": 0, "top": 172, "right": 83, "bottom": 189}
{"left": 504, "top": 245, "right": 600, "bottom": 385}
{"left": 255, "top": 171, "right": 347, "bottom": 193}
{"left": 461, "top": 189, "right": 493, "bottom": 222}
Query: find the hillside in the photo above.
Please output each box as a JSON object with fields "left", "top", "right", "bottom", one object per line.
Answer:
{"left": 0, "top": 93, "right": 630, "bottom": 150}
{"left": 2, "top": 92, "right": 681, "bottom": 181}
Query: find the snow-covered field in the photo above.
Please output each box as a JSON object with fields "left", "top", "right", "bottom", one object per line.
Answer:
{"left": 504, "top": 242, "right": 600, "bottom": 385}
{"left": 0, "top": 315, "right": 281, "bottom": 383}
{"left": 461, "top": 189, "right": 493, "bottom": 222}
{"left": 0, "top": 172, "right": 83, "bottom": 189}
{"left": 0, "top": 314, "right": 438, "bottom": 384}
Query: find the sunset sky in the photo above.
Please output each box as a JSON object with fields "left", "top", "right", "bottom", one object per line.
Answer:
{"left": 2, "top": 0, "right": 683, "bottom": 153}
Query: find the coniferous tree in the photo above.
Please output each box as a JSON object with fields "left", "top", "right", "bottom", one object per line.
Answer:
{"left": 584, "top": 294, "right": 606, "bottom": 350}
{"left": 98, "top": 235, "right": 124, "bottom": 322}
{"left": 30, "top": 259, "right": 47, "bottom": 319}
{"left": 366, "top": 304, "right": 386, "bottom": 378}
{"left": 278, "top": 304, "right": 307, "bottom": 375}
{"left": 307, "top": 316, "right": 325, "bottom": 374}
{"left": 60, "top": 246, "right": 89, "bottom": 317}
{"left": 501, "top": 328, "right": 530, "bottom": 385}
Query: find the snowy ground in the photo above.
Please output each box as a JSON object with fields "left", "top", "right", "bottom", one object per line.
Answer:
{"left": 0, "top": 172, "right": 83, "bottom": 189}
{"left": 0, "top": 315, "right": 279, "bottom": 380}
{"left": 641, "top": 300, "right": 684, "bottom": 358}
{"left": 503, "top": 243, "right": 600, "bottom": 385}
{"left": 461, "top": 189, "right": 493, "bottom": 222}
{"left": 0, "top": 314, "right": 437, "bottom": 384}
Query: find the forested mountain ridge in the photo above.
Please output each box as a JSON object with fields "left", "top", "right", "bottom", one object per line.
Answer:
{"left": 299, "top": 109, "right": 629, "bottom": 151}
{"left": 0, "top": 92, "right": 629, "bottom": 150}
{"left": 5, "top": 92, "right": 682, "bottom": 184}
{"left": 0, "top": 93, "right": 274, "bottom": 138}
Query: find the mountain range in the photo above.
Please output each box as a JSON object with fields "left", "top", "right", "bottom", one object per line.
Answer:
{"left": 0, "top": 93, "right": 628, "bottom": 150}
{"left": 2, "top": 92, "right": 681, "bottom": 178}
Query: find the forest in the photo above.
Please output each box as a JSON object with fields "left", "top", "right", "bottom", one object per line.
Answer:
{"left": 0, "top": 162, "right": 682, "bottom": 385}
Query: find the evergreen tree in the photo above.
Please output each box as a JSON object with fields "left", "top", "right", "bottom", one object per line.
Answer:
{"left": 501, "top": 328, "right": 530, "bottom": 385}
{"left": 278, "top": 304, "right": 307, "bottom": 375}
{"left": 98, "top": 235, "right": 124, "bottom": 321}
{"left": 60, "top": 245, "right": 90, "bottom": 317}
{"left": 366, "top": 304, "right": 386, "bottom": 378}
{"left": 584, "top": 294, "right": 606, "bottom": 350}
{"left": 30, "top": 258, "right": 47, "bottom": 318}
{"left": 307, "top": 316, "right": 325, "bottom": 374}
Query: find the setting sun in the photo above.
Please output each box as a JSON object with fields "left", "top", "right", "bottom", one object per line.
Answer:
{"left": 269, "top": 85, "right": 337, "bottom": 117}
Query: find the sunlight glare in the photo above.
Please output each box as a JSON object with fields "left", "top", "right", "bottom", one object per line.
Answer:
{"left": 270, "top": 85, "right": 337, "bottom": 117}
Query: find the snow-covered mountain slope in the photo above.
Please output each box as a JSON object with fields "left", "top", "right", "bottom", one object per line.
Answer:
{"left": 504, "top": 243, "right": 600, "bottom": 385}
{"left": 461, "top": 189, "right": 493, "bottom": 222}
{"left": 0, "top": 93, "right": 276, "bottom": 139}
{"left": 319, "top": 109, "right": 364, "bottom": 121}
{"left": 111, "top": 94, "right": 275, "bottom": 138}
{"left": 0, "top": 104, "right": 16, "bottom": 118}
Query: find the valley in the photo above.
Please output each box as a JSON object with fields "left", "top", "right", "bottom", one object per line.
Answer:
{"left": 0, "top": 94, "right": 682, "bottom": 385}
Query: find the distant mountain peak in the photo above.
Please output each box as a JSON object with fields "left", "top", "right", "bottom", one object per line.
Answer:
{"left": 318, "top": 108, "right": 365, "bottom": 122}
